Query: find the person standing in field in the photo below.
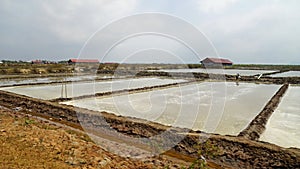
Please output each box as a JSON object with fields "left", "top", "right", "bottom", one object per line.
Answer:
{"left": 236, "top": 73, "right": 241, "bottom": 80}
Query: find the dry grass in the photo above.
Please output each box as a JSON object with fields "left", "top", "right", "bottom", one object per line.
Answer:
{"left": 0, "top": 109, "right": 189, "bottom": 169}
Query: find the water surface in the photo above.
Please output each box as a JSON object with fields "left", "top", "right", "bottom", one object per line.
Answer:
{"left": 260, "top": 86, "right": 300, "bottom": 148}
{"left": 0, "top": 75, "right": 112, "bottom": 86}
{"left": 270, "top": 71, "right": 300, "bottom": 77}
{"left": 0, "top": 78, "right": 186, "bottom": 100}
{"left": 151, "top": 68, "right": 276, "bottom": 76}
{"left": 63, "top": 82, "right": 280, "bottom": 135}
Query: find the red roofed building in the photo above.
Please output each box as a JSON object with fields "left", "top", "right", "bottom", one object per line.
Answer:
{"left": 31, "top": 60, "right": 43, "bottom": 64}
{"left": 200, "top": 57, "right": 233, "bottom": 66}
{"left": 68, "top": 59, "right": 99, "bottom": 64}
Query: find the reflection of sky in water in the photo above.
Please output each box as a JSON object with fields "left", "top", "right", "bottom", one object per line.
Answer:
{"left": 63, "top": 82, "right": 280, "bottom": 136}
{"left": 150, "top": 68, "right": 276, "bottom": 76}
{"left": 0, "top": 78, "right": 186, "bottom": 100}
{"left": 260, "top": 86, "right": 300, "bottom": 148}
{"left": 270, "top": 71, "right": 300, "bottom": 77}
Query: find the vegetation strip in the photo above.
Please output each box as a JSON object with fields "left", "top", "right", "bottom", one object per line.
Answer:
{"left": 238, "top": 83, "right": 289, "bottom": 140}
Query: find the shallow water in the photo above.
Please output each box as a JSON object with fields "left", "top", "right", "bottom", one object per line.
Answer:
{"left": 151, "top": 68, "right": 276, "bottom": 76}
{"left": 260, "top": 86, "right": 300, "bottom": 148}
{"left": 0, "top": 75, "right": 112, "bottom": 86}
{"left": 63, "top": 82, "right": 280, "bottom": 136}
{"left": 270, "top": 71, "right": 300, "bottom": 77}
{"left": 0, "top": 78, "right": 186, "bottom": 100}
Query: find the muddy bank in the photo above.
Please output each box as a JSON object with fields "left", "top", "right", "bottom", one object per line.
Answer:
{"left": 137, "top": 71, "right": 300, "bottom": 84}
{"left": 100, "top": 70, "right": 300, "bottom": 84}
{"left": 174, "top": 133, "right": 300, "bottom": 168}
{"left": 0, "top": 90, "right": 299, "bottom": 168}
{"left": 238, "top": 84, "right": 289, "bottom": 140}
{"left": 0, "top": 73, "right": 77, "bottom": 80}
{"left": 261, "top": 70, "right": 288, "bottom": 76}
{"left": 0, "top": 90, "right": 80, "bottom": 126}
{"left": 236, "top": 76, "right": 300, "bottom": 84}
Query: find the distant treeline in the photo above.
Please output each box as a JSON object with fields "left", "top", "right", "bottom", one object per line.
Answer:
{"left": 0, "top": 62, "right": 299, "bottom": 75}
{"left": 1, "top": 60, "right": 68, "bottom": 64}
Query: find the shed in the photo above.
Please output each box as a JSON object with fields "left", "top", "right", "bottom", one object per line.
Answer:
{"left": 68, "top": 59, "right": 99, "bottom": 64}
{"left": 31, "top": 60, "right": 43, "bottom": 64}
{"left": 200, "top": 57, "right": 233, "bottom": 66}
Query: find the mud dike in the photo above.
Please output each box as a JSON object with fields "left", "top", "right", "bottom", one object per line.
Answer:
{"left": 137, "top": 71, "right": 300, "bottom": 84}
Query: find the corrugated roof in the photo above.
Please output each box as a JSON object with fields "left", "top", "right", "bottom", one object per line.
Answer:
{"left": 69, "top": 59, "right": 99, "bottom": 63}
{"left": 202, "top": 57, "right": 233, "bottom": 64}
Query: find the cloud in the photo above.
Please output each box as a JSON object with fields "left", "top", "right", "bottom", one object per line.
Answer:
{"left": 39, "top": 0, "right": 138, "bottom": 42}
{"left": 197, "top": 0, "right": 237, "bottom": 13}
{"left": 0, "top": 0, "right": 300, "bottom": 64}
{"left": 80, "top": 13, "right": 216, "bottom": 63}
{"left": 197, "top": 1, "right": 300, "bottom": 64}
{"left": 0, "top": 0, "right": 138, "bottom": 60}
{"left": 204, "top": 3, "right": 288, "bottom": 34}
{"left": 0, "top": 0, "right": 138, "bottom": 43}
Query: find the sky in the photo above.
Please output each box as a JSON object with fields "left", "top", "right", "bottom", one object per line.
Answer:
{"left": 0, "top": 0, "right": 300, "bottom": 64}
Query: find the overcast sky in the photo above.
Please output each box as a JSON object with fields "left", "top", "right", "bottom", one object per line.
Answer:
{"left": 0, "top": 0, "right": 300, "bottom": 64}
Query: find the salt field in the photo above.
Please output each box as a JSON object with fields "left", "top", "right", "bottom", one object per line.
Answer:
{"left": 260, "top": 86, "right": 300, "bottom": 148}
{"left": 63, "top": 82, "right": 280, "bottom": 135}
{"left": 270, "top": 71, "right": 300, "bottom": 77}
{"left": 151, "top": 68, "right": 276, "bottom": 76}
{"left": 0, "top": 78, "right": 186, "bottom": 100}
{"left": 0, "top": 77, "right": 54, "bottom": 86}
{"left": 0, "top": 75, "right": 113, "bottom": 86}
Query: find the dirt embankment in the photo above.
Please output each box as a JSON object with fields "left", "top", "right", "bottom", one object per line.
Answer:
{"left": 136, "top": 71, "right": 300, "bottom": 84}
{"left": 0, "top": 90, "right": 299, "bottom": 168}
{"left": 174, "top": 133, "right": 300, "bottom": 169}
{"left": 261, "top": 70, "right": 288, "bottom": 76}
{"left": 0, "top": 73, "right": 75, "bottom": 80}
{"left": 238, "top": 84, "right": 289, "bottom": 140}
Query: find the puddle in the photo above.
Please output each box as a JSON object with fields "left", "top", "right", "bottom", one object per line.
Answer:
{"left": 63, "top": 82, "right": 280, "bottom": 136}
{"left": 260, "top": 86, "right": 300, "bottom": 148}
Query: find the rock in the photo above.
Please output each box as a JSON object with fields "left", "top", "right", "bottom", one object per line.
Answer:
{"left": 65, "top": 157, "right": 78, "bottom": 165}
{"left": 73, "top": 149, "right": 81, "bottom": 157}
{"left": 94, "top": 156, "right": 103, "bottom": 162}
{"left": 13, "top": 107, "right": 22, "bottom": 111}
{"left": 98, "top": 157, "right": 111, "bottom": 167}
{"left": 78, "top": 158, "right": 87, "bottom": 164}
